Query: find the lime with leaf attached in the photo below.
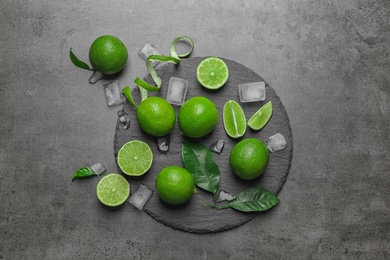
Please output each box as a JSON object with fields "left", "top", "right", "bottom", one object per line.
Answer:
{"left": 70, "top": 35, "right": 128, "bottom": 75}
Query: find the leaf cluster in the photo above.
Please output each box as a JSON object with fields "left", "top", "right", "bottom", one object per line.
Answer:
{"left": 182, "top": 142, "right": 279, "bottom": 212}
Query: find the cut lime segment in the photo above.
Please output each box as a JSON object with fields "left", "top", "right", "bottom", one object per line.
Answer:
{"left": 196, "top": 57, "right": 229, "bottom": 90}
{"left": 247, "top": 101, "right": 273, "bottom": 131}
{"left": 223, "top": 100, "right": 246, "bottom": 138}
{"left": 96, "top": 173, "right": 130, "bottom": 207}
{"left": 117, "top": 140, "right": 153, "bottom": 176}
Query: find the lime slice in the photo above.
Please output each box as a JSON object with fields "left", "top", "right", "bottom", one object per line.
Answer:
{"left": 117, "top": 140, "right": 153, "bottom": 176}
{"left": 247, "top": 101, "right": 273, "bottom": 131}
{"left": 196, "top": 57, "right": 229, "bottom": 90}
{"left": 96, "top": 173, "right": 130, "bottom": 207}
{"left": 223, "top": 100, "right": 246, "bottom": 138}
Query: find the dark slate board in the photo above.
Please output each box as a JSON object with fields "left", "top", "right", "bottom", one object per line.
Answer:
{"left": 114, "top": 57, "right": 293, "bottom": 233}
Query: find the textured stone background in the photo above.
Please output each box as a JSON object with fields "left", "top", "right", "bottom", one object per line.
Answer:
{"left": 1, "top": 0, "right": 389, "bottom": 259}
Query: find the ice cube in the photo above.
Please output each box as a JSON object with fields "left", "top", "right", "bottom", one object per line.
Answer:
{"left": 117, "top": 110, "right": 130, "bottom": 130}
{"left": 90, "top": 163, "right": 106, "bottom": 175}
{"left": 209, "top": 139, "right": 225, "bottom": 154}
{"left": 103, "top": 80, "right": 123, "bottom": 107}
{"left": 89, "top": 71, "right": 105, "bottom": 84}
{"left": 267, "top": 133, "right": 287, "bottom": 152}
{"left": 138, "top": 41, "right": 163, "bottom": 67}
{"left": 238, "top": 82, "right": 266, "bottom": 103}
{"left": 129, "top": 184, "right": 154, "bottom": 210}
{"left": 156, "top": 135, "right": 170, "bottom": 153}
{"left": 216, "top": 190, "right": 235, "bottom": 202}
{"left": 166, "top": 77, "right": 189, "bottom": 106}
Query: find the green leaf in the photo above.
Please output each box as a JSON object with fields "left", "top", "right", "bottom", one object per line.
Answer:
{"left": 182, "top": 142, "right": 220, "bottom": 195}
{"left": 229, "top": 187, "right": 280, "bottom": 212}
{"left": 72, "top": 167, "right": 97, "bottom": 181}
{"left": 69, "top": 48, "right": 92, "bottom": 70}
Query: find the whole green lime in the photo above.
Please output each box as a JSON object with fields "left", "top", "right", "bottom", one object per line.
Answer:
{"left": 229, "top": 138, "right": 269, "bottom": 180}
{"left": 178, "top": 96, "right": 218, "bottom": 138}
{"left": 155, "top": 166, "right": 196, "bottom": 205}
{"left": 89, "top": 35, "right": 128, "bottom": 75}
{"left": 136, "top": 96, "right": 176, "bottom": 137}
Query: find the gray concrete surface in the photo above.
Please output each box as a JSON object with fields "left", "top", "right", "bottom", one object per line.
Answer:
{"left": 1, "top": 0, "right": 389, "bottom": 259}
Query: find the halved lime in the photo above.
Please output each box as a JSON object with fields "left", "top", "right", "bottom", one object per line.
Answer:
{"left": 196, "top": 57, "right": 229, "bottom": 90}
{"left": 96, "top": 173, "right": 130, "bottom": 207}
{"left": 247, "top": 101, "right": 273, "bottom": 131}
{"left": 223, "top": 100, "right": 246, "bottom": 138}
{"left": 117, "top": 140, "right": 153, "bottom": 176}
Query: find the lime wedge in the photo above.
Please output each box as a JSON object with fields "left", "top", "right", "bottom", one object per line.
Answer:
{"left": 117, "top": 140, "right": 153, "bottom": 176}
{"left": 247, "top": 101, "right": 273, "bottom": 131}
{"left": 96, "top": 173, "right": 130, "bottom": 207}
{"left": 196, "top": 57, "right": 229, "bottom": 90}
{"left": 223, "top": 100, "right": 246, "bottom": 138}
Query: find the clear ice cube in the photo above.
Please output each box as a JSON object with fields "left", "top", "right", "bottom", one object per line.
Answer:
{"left": 166, "top": 77, "right": 189, "bottom": 106}
{"left": 138, "top": 41, "right": 163, "bottom": 67}
{"left": 209, "top": 139, "right": 225, "bottom": 154}
{"left": 103, "top": 80, "right": 123, "bottom": 107}
{"left": 90, "top": 163, "right": 106, "bottom": 175}
{"left": 89, "top": 71, "right": 105, "bottom": 84}
{"left": 267, "top": 133, "right": 287, "bottom": 152}
{"left": 238, "top": 82, "right": 266, "bottom": 103}
{"left": 117, "top": 110, "right": 130, "bottom": 130}
{"left": 129, "top": 184, "right": 154, "bottom": 210}
{"left": 156, "top": 135, "right": 170, "bottom": 153}
{"left": 216, "top": 190, "right": 235, "bottom": 202}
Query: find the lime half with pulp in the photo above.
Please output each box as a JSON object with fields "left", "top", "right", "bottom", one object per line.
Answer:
{"left": 196, "top": 57, "right": 229, "bottom": 90}
{"left": 223, "top": 100, "right": 246, "bottom": 138}
{"left": 118, "top": 140, "right": 153, "bottom": 176}
{"left": 247, "top": 101, "right": 273, "bottom": 131}
{"left": 96, "top": 173, "right": 130, "bottom": 207}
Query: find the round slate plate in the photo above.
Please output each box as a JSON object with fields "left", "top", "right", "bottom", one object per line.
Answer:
{"left": 114, "top": 57, "right": 293, "bottom": 233}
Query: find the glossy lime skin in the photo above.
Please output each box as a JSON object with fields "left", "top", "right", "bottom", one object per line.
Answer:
{"left": 89, "top": 35, "right": 128, "bottom": 75}
{"left": 155, "top": 166, "right": 196, "bottom": 205}
{"left": 229, "top": 138, "right": 269, "bottom": 180}
{"left": 178, "top": 96, "right": 218, "bottom": 138}
{"left": 136, "top": 97, "right": 176, "bottom": 137}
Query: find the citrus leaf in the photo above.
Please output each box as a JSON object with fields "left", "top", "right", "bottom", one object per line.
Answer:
{"left": 182, "top": 141, "right": 220, "bottom": 195}
{"left": 229, "top": 187, "right": 280, "bottom": 212}
{"left": 69, "top": 48, "right": 92, "bottom": 70}
{"left": 72, "top": 167, "right": 97, "bottom": 181}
